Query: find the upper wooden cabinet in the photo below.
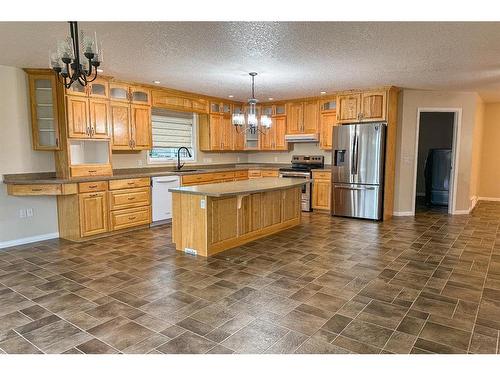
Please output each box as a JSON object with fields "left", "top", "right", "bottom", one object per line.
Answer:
{"left": 337, "top": 90, "right": 387, "bottom": 123}
{"left": 260, "top": 116, "right": 287, "bottom": 151}
{"left": 109, "top": 83, "right": 151, "bottom": 105}
{"left": 152, "top": 90, "right": 209, "bottom": 113}
{"left": 66, "top": 96, "right": 110, "bottom": 139}
{"left": 110, "top": 102, "right": 151, "bottom": 150}
{"left": 27, "top": 71, "right": 61, "bottom": 150}
{"left": 286, "top": 100, "right": 319, "bottom": 134}
{"left": 319, "top": 111, "right": 337, "bottom": 150}
{"left": 66, "top": 78, "right": 109, "bottom": 99}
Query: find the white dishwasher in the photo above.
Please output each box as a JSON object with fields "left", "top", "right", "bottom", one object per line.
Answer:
{"left": 152, "top": 175, "right": 180, "bottom": 224}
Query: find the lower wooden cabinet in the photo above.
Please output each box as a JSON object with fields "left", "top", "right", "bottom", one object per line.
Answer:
{"left": 57, "top": 178, "right": 152, "bottom": 241}
{"left": 312, "top": 170, "right": 332, "bottom": 211}
{"left": 79, "top": 192, "right": 109, "bottom": 237}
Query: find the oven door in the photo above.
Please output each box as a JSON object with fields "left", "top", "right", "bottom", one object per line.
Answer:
{"left": 279, "top": 172, "right": 311, "bottom": 211}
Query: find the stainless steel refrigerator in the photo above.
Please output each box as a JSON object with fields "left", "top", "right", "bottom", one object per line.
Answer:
{"left": 331, "top": 122, "right": 386, "bottom": 220}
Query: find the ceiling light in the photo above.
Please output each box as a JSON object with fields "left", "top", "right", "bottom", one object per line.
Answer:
{"left": 153, "top": 80, "right": 161, "bottom": 84}
{"left": 49, "top": 21, "right": 103, "bottom": 89}
{"left": 228, "top": 95, "right": 234, "bottom": 98}
{"left": 268, "top": 97, "right": 274, "bottom": 101}
{"left": 320, "top": 91, "right": 327, "bottom": 95}
{"left": 232, "top": 72, "right": 272, "bottom": 133}
{"left": 96, "top": 68, "right": 104, "bottom": 73}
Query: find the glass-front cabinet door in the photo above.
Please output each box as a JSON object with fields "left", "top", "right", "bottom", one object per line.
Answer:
{"left": 130, "top": 86, "right": 151, "bottom": 105}
{"left": 89, "top": 78, "right": 109, "bottom": 98}
{"left": 109, "top": 83, "right": 130, "bottom": 102}
{"left": 28, "top": 72, "right": 61, "bottom": 150}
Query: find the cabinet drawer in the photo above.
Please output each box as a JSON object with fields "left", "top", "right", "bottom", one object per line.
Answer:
{"left": 248, "top": 170, "right": 262, "bottom": 178}
{"left": 181, "top": 173, "right": 213, "bottom": 185}
{"left": 110, "top": 206, "right": 151, "bottom": 231}
{"left": 70, "top": 165, "right": 113, "bottom": 178}
{"left": 312, "top": 171, "right": 331, "bottom": 180}
{"left": 78, "top": 181, "right": 108, "bottom": 193}
{"left": 212, "top": 171, "right": 235, "bottom": 180}
{"left": 109, "top": 187, "right": 151, "bottom": 210}
{"left": 7, "top": 184, "right": 62, "bottom": 196}
{"left": 109, "top": 178, "right": 150, "bottom": 190}
{"left": 261, "top": 170, "right": 279, "bottom": 177}
{"left": 235, "top": 170, "right": 248, "bottom": 179}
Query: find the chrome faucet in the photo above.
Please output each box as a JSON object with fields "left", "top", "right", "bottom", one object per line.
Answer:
{"left": 176, "top": 147, "right": 192, "bottom": 170}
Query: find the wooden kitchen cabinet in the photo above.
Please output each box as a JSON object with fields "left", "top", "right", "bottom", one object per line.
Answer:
{"left": 260, "top": 115, "right": 287, "bottom": 151}
{"left": 360, "top": 90, "right": 386, "bottom": 122}
{"left": 312, "top": 170, "right": 332, "bottom": 211}
{"left": 67, "top": 96, "right": 110, "bottom": 139}
{"left": 130, "top": 86, "right": 151, "bottom": 105}
{"left": 110, "top": 102, "right": 132, "bottom": 149}
{"left": 319, "top": 111, "right": 337, "bottom": 150}
{"left": 110, "top": 100, "right": 151, "bottom": 150}
{"left": 337, "top": 90, "right": 387, "bottom": 123}
{"left": 26, "top": 71, "right": 61, "bottom": 150}
{"left": 89, "top": 99, "right": 110, "bottom": 138}
{"left": 131, "top": 105, "right": 152, "bottom": 150}
{"left": 79, "top": 191, "right": 108, "bottom": 237}
{"left": 286, "top": 102, "right": 303, "bottom": 134}
{"left": 286, "top": 100, "right": 319, "bottom": 134}
{"left": 66, "top": 96, "right": 89, "bottom": 138}
{"left": 152, "top": 90, "right": 208, "bottom": 113}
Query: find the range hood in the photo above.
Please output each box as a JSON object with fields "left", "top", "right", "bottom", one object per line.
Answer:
{"left": 284, "top": 133, "right": 319, "bottom": 143}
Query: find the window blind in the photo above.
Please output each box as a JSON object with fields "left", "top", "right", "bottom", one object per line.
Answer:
{"left": 151, "top": 108, "right": 194, "bottom": 148}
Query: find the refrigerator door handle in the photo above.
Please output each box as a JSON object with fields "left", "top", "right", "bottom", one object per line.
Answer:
{"left": 351, "top": 130, "right": 357, "bottom": 175}
{"left": 354, "top": 132, "right": 359, "bottom": 175}
{"left": 335, "top": 184, "right": 375, "bottom": 191}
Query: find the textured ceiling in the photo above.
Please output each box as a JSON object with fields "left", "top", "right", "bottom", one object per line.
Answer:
{"left": 1, "top": 22, "right": 500, "bottom": 101}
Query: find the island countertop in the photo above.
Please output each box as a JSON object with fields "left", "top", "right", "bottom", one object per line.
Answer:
{"left": 169, "top": 177, "right": 309, "bottom": 197}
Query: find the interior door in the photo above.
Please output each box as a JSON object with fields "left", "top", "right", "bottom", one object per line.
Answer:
{"left": 332, "top": 124, "right": 356, "bottom": 184}
{"left": 67, "top": 96, "right": 89, "bottom": 138}
{"left": 110, "top": 102, "right": 131, "bottom": 150}
{"left": 89, "top": 99, "right": 110, "bottom": 138}
{"left": 131, "top": 105, "right": 152, "bottom": 149}
{"left": 352, "top": 123, "right": 385, "bottom": 185}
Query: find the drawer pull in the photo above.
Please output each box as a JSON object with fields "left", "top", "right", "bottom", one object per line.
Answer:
{"left": 127, "top": 182, "right": 135, "bottom": 185}
{"left": 89, "top": 185, "right": 98, "bottom": 188}
{"left": 89, "top": 193, "right": 99, "bottom": 197}
{"left": 31, "top": 188, "right": 43, "bottom": 192}
{"left": 127, "top": 197, "right": 136, "bottom": 200}
{"left": 128, "top": 216, "right": 136, "bottom": 220}
{"left": 88, "top": 170, "right": 97, "bottom": 173}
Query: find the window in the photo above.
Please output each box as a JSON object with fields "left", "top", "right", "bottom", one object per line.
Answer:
{"left": 148, "top": 108, "right": 196, "bottom": 163}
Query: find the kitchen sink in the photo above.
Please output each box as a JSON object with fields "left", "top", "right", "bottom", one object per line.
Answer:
{"left": 174, "top": 169, "right": 200, "bottom": 173}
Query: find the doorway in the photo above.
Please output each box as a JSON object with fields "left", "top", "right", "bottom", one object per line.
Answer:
{"left": 413, "top": 109, "right": 459, "bottom": 215}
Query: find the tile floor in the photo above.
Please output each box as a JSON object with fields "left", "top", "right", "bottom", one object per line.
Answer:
{"left": 1, "top": 201, "right": 500, "bottom": 354}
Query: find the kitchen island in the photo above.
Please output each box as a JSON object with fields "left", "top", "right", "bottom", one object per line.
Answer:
{"left": 169, "top": 178, "right": 308, "bottom": 257}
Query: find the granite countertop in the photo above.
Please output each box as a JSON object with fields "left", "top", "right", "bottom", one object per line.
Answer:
{"left": 168, "top": 177, "right": 309, "bottom": 197}
{"left": 2, "top": 163, "right": 292, "bottom": 185}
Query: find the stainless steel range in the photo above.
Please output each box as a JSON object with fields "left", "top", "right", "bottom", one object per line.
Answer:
{"left": 279, "top": 155, "right": 324, "bottom": 212}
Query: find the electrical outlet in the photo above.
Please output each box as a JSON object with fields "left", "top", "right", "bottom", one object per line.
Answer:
{"left": 203, "top": 157, "right": 212, "bottom": 163}
{"left": 137, "top": 159, "right": 143, "bottom": 167}
{"left": 237, "top": 156, "right": 241, "bottom": 162}
{"left": 26, "top": 208, "right": 34, "bottom": 217}
{"left": 274, "top": 156, "right": 278, "bottom": 162}
{"left": 200, "top": 199, "right": 206, "bottom": 209}
{"left": 19, "top": 209, "right": 26, "bottom": 218}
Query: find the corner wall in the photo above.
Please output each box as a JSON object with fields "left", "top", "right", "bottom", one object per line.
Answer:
{"left": 394, "top": 89, "right": 481, "bottom": 214}
{"left": 0, "top": 66, "right": 59, "bottom": 247}
{"left": 478, "top": 102, "right": 500, "bottom": 199}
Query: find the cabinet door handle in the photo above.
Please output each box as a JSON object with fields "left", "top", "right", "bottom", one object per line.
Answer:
{"left": 55, "top": 138, "right": 59, "bottom": 148}
{"left": 89, "top": 193, "right": 98, "bottom": 197}
{"left": 86, "top": 126, "right": 90, "bottom": 136}
{"left": 128, "top": 197, "right": 136, "bottom": 200}
{"left": 128, "top": 216, "right": 136, "bottom": 220}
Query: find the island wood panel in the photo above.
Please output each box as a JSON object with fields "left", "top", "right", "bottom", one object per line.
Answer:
{"left": 171, "top": 186, "right": 302, "bottom": 257}
{"left": 208, "top": 197, "right": 238, "bottom": 245}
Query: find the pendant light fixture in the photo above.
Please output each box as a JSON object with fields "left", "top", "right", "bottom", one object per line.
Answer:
{"left": 49, "top": 21, "right": 102, "bottom": 89}
{"left": 233, "top": 72, "right": 272, "bottom": 133}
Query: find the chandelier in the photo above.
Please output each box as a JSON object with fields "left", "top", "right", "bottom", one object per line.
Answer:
{"left": 49, "top": 21, "right": 102, "bottom": 89}
{"left": 233, "top": 72, "right": 272, "bottom": 133}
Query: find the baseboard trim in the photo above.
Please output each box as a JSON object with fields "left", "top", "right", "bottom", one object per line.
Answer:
{"left": 0, "top": 232, "right": 59, "bottom": 250}
{"left": 393, "top": 211, "right": 414, "bottom": 217}
{"left": 453, "top": 209, "right": 471, "bottom": 215}
{"left": 478, "top": 197, "right": 500, "bottom": 202}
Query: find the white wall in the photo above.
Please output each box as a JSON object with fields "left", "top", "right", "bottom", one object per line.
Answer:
{"left": 394, "top": 89, "right": 481, "bottom": 214}
{"left": 0, "top": 66, "right": 59, "bottom": 247}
